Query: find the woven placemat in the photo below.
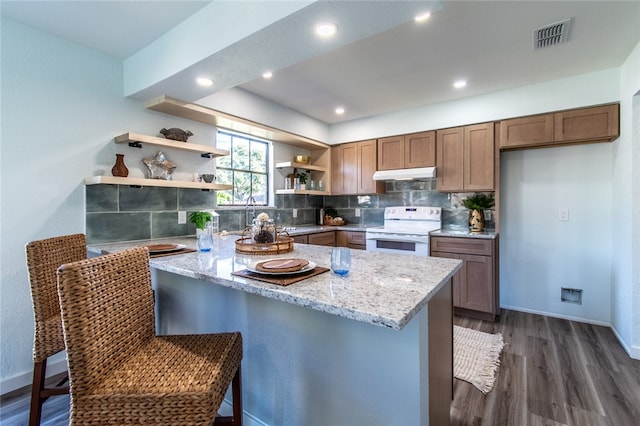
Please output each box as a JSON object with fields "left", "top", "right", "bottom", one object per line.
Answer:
{"left": 149, "top": 248, "right": 197, "bottom": 258}
{"left": 231, "top": 266, "right": 330, "bottom": 286}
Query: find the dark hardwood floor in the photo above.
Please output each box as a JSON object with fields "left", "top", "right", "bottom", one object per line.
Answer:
{"left": 2, "top": 309, "right": 639, "bottom": 425}
{"left": 452, "top": 309, "right": 640, "bottom": 426}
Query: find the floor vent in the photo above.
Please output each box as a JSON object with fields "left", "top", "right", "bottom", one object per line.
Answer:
{"left": 533, "top": 18, "right": 573, "bottom": 49}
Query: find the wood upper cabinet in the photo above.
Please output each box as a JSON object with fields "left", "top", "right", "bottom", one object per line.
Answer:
{"left": 499, "top": 114, "right": 554, "bottom": 148}
{"left": 499, "top": 103, "right": 619, "bottom": 149}
{"left": 554, "top": 104, "right": 619, "bottom": 143}
{"left": 377, "top": 131, "right": 436, "bottom": 170}
{"left": 332, "top": 140, "right": 385, "bottom": 195}
{"left": 437, "top": 123, "right": 494, "bottom": 192}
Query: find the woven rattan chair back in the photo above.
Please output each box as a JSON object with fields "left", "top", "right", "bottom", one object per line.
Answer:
{"left": 25, "top": 233, "right": 86, "bottom": 425}
{"left": 57, "top": 246, "right": 243, "bottom": 425}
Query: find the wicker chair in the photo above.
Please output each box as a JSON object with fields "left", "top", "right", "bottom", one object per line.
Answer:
{"left": 56, "top": 246, "right": 243, "bottom": 425}
{"left": 25, "top": 233, "right": 87, "bottom": 426}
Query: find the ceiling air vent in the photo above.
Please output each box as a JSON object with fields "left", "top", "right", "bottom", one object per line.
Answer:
{"left": 533, "top": 18, "right": 573, "bottom": 49}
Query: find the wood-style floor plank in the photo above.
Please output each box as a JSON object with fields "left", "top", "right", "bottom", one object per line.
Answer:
{"left": 2, "top": 309, "right": 639, "bottom": 426}
{"left": 451, "top": 309, "right": 640, "bottom": 426}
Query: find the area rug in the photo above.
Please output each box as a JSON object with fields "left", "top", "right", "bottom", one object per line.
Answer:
{"left": 453, "top": 325, "right": 504, "bottom": 394}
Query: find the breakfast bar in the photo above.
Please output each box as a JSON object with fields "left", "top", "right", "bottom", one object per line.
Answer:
{"left": 88, "top": 235, "right": 462, "bottom": 425}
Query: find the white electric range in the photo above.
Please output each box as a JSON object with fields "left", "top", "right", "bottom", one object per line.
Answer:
{"left": 365, "top": 206, "right": 442, "bottom": 256}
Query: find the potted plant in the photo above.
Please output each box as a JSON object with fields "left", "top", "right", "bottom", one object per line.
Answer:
{"left": 297, "top": 171, "right": 308, "bottom": 190}
{"left": 461, "top": 193, "right": 495, "bottom": 232}
{"left": 188, "top": 211, "right": 213, "bottom": 251}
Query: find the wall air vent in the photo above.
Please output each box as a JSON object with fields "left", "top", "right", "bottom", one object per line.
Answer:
{"left": 533, "top": 18, "right": 573, "bottom": 49}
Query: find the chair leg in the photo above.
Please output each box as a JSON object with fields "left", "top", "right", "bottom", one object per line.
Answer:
{"left": 29, "top": 360, "right": 47, "bottom": 426}
{"left": 213, "top": 366, "right": 242, "bottom": 425}
{"left": 231, "top": 366, "right": 242, "bottom": 426}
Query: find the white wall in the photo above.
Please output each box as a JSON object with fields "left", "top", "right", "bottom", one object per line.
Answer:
{"left": 0, "top": 18, "right": 216, "bottom": 392}
{"left": 612, "top": 39, "right": 640, "bottom": 358}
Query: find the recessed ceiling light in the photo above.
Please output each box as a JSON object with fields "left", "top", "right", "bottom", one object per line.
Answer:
{"left": 414, "top": 12, "right": 431, "bottom": 22}
{"left": 262, "top": 71, "right": 273, "bottom": 79}
{"left": 453, "top": 80, "right": 467, "bottom": 89}
{"left": 335, "top": 107, "right": 345, "bottom": 115}
{"left": 196, "top": 77, "right": 213, "bottom": 87}
{"left": 315, "top": 22, "right": 338, "bottom": 38}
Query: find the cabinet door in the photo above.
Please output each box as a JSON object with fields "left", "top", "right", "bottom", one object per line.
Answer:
{"left": 405, "top": 131, "right": 436, "bottom": 168}
{"left": 554, "top": 104, "right": 619, "bottom": 143}
{"left": 336, "top": 231, "right": 366, "bottom": 250}
{"left": 292, "top": 235, "right": 308, "bottom": 244}
{"left": 499, "top": 114, "right": 553, "bottom": 149}
{"left": 436, "top": 127, "right": 464, "bottom": 192}
{"left": 431, "top": 250, "right": 462, "bottom": 307}
{"left": 331, "top": 143, "right": 358, "bottom": 195}
{"left": 308, "top": 232, "right": 336, "bottom": 247}
{"left": 464, "top": 122, "right": 494, "bottom": 191}
{"left": 358, "top": 139, "right": 385, "bottom": 194}
{"left": 458, "top": 254, "right": 494, "bottom": 313}
{"left": 377, "top": 136, "right": 405, "bottom": 170}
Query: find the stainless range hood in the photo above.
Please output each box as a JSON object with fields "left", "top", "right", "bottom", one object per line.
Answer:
{"left": 372, "top": 167, "right": 436, "bottom": 181}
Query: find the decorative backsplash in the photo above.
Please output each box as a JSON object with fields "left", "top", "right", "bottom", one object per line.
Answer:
{"left": 85, "top": 180, "right": 493, "bottom": 244}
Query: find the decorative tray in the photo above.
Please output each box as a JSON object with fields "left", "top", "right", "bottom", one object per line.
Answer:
{"left": 235, "top": 228, "right": 294, "bottom": 255}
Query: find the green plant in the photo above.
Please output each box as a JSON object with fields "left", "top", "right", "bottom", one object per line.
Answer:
{"left": 188, "top": 211, "right": 212, "bottom": 230}
{"left": 324, "top": 206, "right": 339, "bottom": 218}
{"left": 297, "top": 171, "right": 308, "bottom": 184}
{"left": 461, "top": 193, "right": 495, "bottom": 210}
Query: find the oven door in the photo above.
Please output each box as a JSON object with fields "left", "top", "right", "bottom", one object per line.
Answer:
{"left": 365, "top": 232, "right": 429, "bottom": 256}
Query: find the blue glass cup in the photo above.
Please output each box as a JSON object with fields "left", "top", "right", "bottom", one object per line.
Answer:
{"left": 331, "top": 247, "right": 351, "bottom": 276}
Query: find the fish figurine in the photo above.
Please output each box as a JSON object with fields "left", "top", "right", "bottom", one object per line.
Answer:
{"left": 159, "top": 127, "right": 193, "bottom": 142}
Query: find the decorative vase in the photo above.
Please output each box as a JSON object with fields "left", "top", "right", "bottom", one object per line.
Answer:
{"left": 469, "top": 209, "right": 486, "bottom": 232}
{"left": 111, "top": 154, "right": 129, "bottom": 177}
{"left": 196, "top": 222, "right": 214, "bottom": 252}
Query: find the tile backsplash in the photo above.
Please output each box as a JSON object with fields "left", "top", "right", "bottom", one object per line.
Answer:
{"left": 85, "top": 180, "right": 493, "bottom": 244}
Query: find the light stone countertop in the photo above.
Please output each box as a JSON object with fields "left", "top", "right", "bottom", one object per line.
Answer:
{"left": 88, "top": 235, "right": 461, "bottom": 330}
{"left": 430, "top": 228, "right": 498, "bottom": 239}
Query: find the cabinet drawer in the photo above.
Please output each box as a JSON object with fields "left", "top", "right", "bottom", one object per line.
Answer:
{"left": 291, "top": 235, "right": 308, "bottom": 244}
{"left": 430, "top": 236, "right": 493, "bottom": 256}
{"left": 308, "top": 231, "right": 336, "bottom": 246}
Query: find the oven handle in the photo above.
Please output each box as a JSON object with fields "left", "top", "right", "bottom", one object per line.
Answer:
{"left": 365, "top": 233, "right": 429, "bottom": 244}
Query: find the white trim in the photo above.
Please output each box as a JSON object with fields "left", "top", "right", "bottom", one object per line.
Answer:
{"left": 609, "top": 324, "right": 640, "bottom": 360}
{"left": 500, "top": 304, "right": 611, "bottom": 327}
{"left": 218, "top": 399, "right": 268, "bottom": 426}
{"left": 0, "top": 358, "right": 68, "bottom": 395}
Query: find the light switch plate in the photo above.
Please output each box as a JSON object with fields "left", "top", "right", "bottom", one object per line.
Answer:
{"left": 178, "top": 211, "right": 187, "bottom": 224}
{"left": 355, "top": 208, "right": 361, "bottom": 217}
{"left": 293, "top": 209, "right": 298, "bottom": 218}
{"left": 558, "top": 208, "right": 569, "bottom": 221}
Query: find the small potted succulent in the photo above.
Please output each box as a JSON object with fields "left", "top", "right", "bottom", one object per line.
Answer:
{"left": 461, "top": 193, "right": 495, "bottom": 232}
{"left": 297, "top": 171, "right": 308, "bottom": 190}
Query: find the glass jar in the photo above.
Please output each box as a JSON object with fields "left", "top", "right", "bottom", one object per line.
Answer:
{"left": 252, "top": 219, "right": 276, "bottom": 244}
{"left": 197, "top": 222, "right": 214, "bottom": 252}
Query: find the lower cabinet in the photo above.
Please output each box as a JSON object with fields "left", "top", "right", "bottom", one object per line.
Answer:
{"left": 291, "top": 234, "right": 308, "bottom": 244}
{"left": 430, "top": 236, "right": 499, "bottom": 321}
{"left": 336, "top": 231, "right": 366, "bottom": 250}
{"left": 307, "top": 231, "right": 336, "bottom": 247}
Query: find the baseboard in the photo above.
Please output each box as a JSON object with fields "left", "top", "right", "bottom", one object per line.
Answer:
{"left": 499, "top": 304, "right": 611, "bottom": 327}
{"left": 609, "top": 324, "right": 640, "bottom": 360}
{"left": 219, "top": 399, "right": 268, "bottom": 426}
{"left": 1, "top": 358, "right": 68, "bottom": 396}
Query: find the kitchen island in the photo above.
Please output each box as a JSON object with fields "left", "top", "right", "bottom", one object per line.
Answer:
{"left": 89, "top": 235, "right": 462, "bottom": 426}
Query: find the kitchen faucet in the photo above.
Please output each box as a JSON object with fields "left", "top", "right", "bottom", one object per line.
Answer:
{"left": 245, "top": 195, "right": 256, "bottom": 227}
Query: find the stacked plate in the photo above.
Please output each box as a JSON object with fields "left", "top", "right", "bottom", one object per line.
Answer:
{"left": 247, "top": 258, "right": 316, "bottom": 275}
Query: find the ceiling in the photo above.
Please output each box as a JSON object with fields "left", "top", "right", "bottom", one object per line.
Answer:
{"left": 2, "top": 1, "right": 639, "bottom": 125}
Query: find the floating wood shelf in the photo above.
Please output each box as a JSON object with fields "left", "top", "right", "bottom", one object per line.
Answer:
{"left": 275, "top": 161, "right": 328, "bottom": 173}
{"left": 275, "top": 189, "right": 328, "bottom": 195}
{"left": 114, "top": 132, "right": 229, "bottom": 158}
{"left": 84, "top": 176, "right": 233, "bottom": 190}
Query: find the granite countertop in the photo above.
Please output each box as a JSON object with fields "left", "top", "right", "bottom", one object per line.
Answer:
{"left": 430, "top": 228, "right": 498, "bottom": 239}
{"left": 88, "top": 235, "right": 461, "bottom": 330}
{"left": 279, "top": 224, "right": 370, "bottom": 236}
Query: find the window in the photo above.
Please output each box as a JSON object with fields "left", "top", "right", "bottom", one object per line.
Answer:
{"left": 215, "top": 130, "right": 270, "bottom": 206}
